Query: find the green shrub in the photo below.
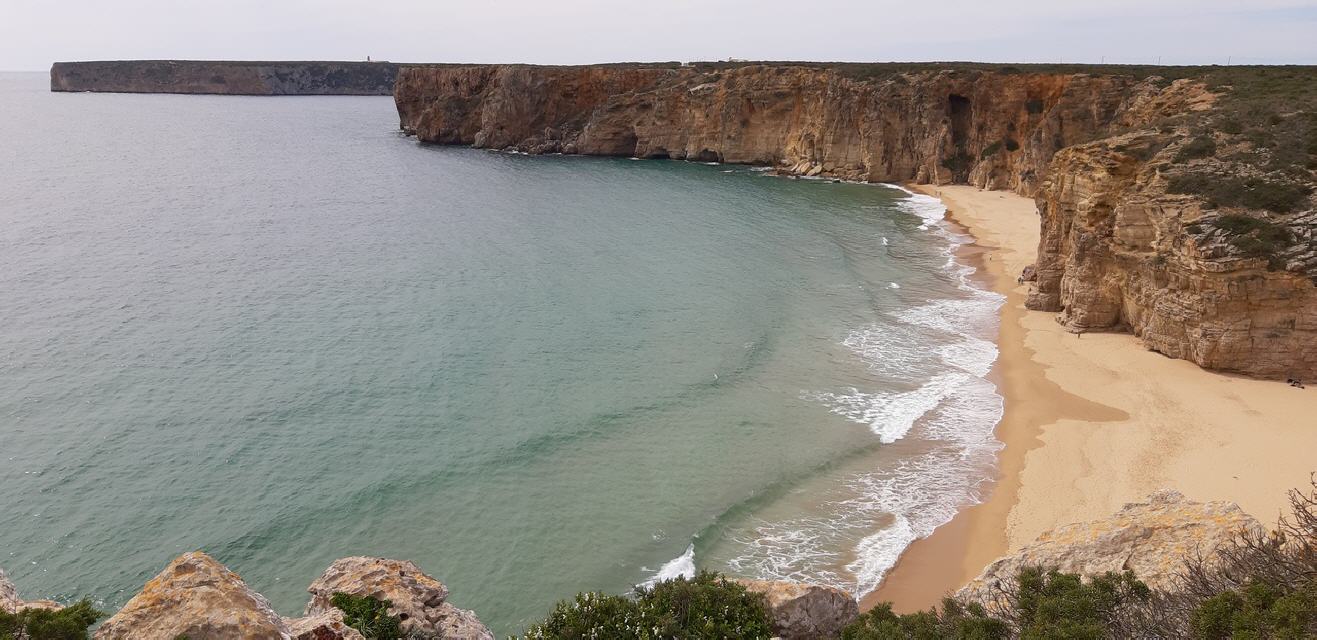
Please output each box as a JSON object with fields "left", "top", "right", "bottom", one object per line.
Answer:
{"left": 636, "top": 571, "right": 772, "bottom": 639}
{"left": 1219, "top": 118, "right": 1244, "bottom": 134}
{"left": 1173, "top": 135, "right": 1217, "bottom": 162}
{"left": 1211, "top": 214, "right": 1294, "bottom": 268}
{"left": 980, "top": 141, "right": 1003, "bottom": 159}
{"left": 1166, "top": 174, "right": 1310, "bottom": 213}
{"left": 1191, "top": 580, "right": 1317, "bottom": 639}
{"left": 523, "top": 571, "right": 772, "bottom": 639}
{"left": 1009, "top": 569, "right": 1151, "bottom": 639}
{"left": 842, "top": 599, "right": 1008, "bottom": 639}
{"left": 0, "top": 600, "right": 104, "bottom": 640}
{"left": 330, "top": 592, "right": 402, "bottom": 640}
{"left": 523, "top": 592, "right": 652, "bottom": 639}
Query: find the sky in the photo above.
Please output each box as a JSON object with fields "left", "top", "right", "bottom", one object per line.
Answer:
{"left": 2, "top": 0, "right": 1315, "bottom": 71}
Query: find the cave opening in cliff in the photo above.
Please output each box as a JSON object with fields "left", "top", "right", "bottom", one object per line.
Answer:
{"left": 694, "top": 148, "right": 724, "bottom": 163}
{"left": 944, "top": 94, "right": 974, "bottom": 181}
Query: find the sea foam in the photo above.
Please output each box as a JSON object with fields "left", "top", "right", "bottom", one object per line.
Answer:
{"left": 716, "top": 185, "right": 1006, "bottom": 598}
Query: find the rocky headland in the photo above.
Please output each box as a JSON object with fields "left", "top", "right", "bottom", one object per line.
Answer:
{"left": 49, "top": 60, "right": 402, "bottom": 95}
{"left": 394, "top": 62, "right": 1317, "bottom": 379}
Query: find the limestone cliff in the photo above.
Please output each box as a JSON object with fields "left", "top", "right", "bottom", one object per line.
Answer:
{"left": 395, "top": 62, "right": 1316, "bottom": 378}
{"left": 50, "top": 60, "right": 401, "bottom": 95}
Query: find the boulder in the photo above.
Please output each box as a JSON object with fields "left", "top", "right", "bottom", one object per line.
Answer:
{"left": 305, "top": 557, "right": 491, "bottom": 640}
{"left": 737, "top": 579, "right": 859, "bottom": 640}
{"left": 94, "top": 551, "right": 290, "bottom": 639}
{"left": 959, "top": 490, "right": 1262, "bottom": 605}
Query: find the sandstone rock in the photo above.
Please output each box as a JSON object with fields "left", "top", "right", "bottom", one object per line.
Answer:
{"left": 94, "top": 551, "right": 290, "bottom": 640}
{"left": 1027, "top": 135, "right": 1317, "bottom": 378}
{"left": 285, "top": 608, "right": 365, "bottom": 640}
{"left": 395, "top": 65, "right": 1164, "bottom": 192}
{"left": 737, "top": 579, "right": 859, "bottom": 640}
{"left": 305, "top": 557, "right": 491, "bottom": 640}
{"left": 958, "top": 490, "right": 1262, "bottom": 605}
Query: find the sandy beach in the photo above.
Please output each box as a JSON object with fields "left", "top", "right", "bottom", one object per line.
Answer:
{"left": 868, "top": 184, "right": 1317, "bottom": 612}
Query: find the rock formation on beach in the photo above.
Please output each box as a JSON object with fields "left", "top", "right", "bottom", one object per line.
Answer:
{"left": 957, "top": 490, "right": 1262, "bottom": 606}
{"left": 50, "top": 60, "right": 401, "bottom": 95}
{"left": 394, "top": 62, "right": 1317, "bottom": 379}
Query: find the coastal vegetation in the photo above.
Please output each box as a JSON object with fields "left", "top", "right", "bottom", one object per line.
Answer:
{"left": 331, "top": 592, "right": 403, "bottom": 639}
{"left": 0, "top": 600, "right": 102, "bottom": 640}
{"left": 523, "top": 571, "right": 773, "bottom": 639}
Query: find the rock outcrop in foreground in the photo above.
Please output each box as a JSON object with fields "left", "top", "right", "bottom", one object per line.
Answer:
{"left": 738, "top": 579, "right": 859, "bottom": 639}
{"left": 958, "top": 490, "right": 1262, "bottom": 605}
{"left": 2, "top": 553, "right": 865, "bottom": 639}
{"left": 88, "top": 552, "right": 492, "bottom": 639}
{"left": 395, "top": 62, "right": 1317, "bottom": 378}
{"left": 50, "top": 61, "right": 400, "bottom": 95}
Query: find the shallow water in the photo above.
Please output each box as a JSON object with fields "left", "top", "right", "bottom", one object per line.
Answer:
{"left": 0, "top": 72, "right": 1001, "bottom": 634}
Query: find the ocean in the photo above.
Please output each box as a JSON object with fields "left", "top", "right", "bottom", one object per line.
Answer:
{"left": 0, "top": 72, "right": 1002, "bottom": 634}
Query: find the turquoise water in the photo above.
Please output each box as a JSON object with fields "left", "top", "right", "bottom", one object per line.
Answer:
{"left": 0, "top": 72, "right": 1001, "bottom": 634}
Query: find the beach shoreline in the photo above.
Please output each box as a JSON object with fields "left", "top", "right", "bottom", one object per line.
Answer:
{"left": 865, "top": 184, "right": 1317, "bottom": 613}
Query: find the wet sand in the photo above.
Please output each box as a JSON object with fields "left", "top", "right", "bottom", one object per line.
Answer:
{"left": 866, "top": 184, "right": 1317, "bottom": 612}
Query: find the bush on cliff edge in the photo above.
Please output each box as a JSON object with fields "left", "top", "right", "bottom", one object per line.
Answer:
{"left": 523, "top": 571, "right": 772, "bottom": 639}
{"left": 0, "top": 600, "right": 103, "bottom": 640}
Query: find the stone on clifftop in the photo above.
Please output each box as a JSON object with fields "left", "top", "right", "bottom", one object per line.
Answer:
{"left": 285, "top": 607, "right": 365, "bottom": 640}
{"left": 737, "top": 579, "right": 859, "bottom": 640}
{"left": 305, "top": 556, "right": 492, "bottom": 640}
{"left": 94, "top": 551, "right": 290, "bottom": 639}
{"left": 958, "top": 490, "right": 1261, "bottom": 604}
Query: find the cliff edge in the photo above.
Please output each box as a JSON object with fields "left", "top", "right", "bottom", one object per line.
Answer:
{"left": 394, "top": 62, "right": 1317, "bottom": 378}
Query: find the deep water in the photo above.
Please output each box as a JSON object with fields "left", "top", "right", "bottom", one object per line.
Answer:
{"left": 0, "top": 72, "right": 1002, "bottom": 634}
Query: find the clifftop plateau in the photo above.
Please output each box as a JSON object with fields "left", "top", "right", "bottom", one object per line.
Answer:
{"left": 394, "top": 62, "right": 1317, "bottom": 378}
{"left": 50, "top": 60, "right": 402, "bottom": 95}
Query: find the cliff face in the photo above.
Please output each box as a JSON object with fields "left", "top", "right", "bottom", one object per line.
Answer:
{"left": 395, "top": 65, "right": 1181, "bottom": 192}
{"left": 395, "top": 63, "right": 1316, "bottom": 378}
{"left": 50, "top": 60, "right": 400, "bottom": 95}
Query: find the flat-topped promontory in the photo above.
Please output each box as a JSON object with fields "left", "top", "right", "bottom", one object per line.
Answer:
{"left": 49, "top": 60, "right": 402, "bottom": 95}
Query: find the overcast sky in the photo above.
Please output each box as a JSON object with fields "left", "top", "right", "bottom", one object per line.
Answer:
{"left": 2, "top": 0, "right": 1315, "bottom": 71}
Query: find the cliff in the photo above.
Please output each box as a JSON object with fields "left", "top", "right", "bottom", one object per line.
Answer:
{"left": 395, "top": 62, "right": 1317, "bottom": 378}
{"left": 50, "top": 60, "right": 401, "bottom": 95}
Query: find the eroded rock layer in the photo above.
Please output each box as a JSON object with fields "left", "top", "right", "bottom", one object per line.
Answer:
{"left": 395, "top": 63, "right": 1316, "bottom": 378}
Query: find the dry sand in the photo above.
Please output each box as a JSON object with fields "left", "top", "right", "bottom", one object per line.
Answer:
{"left": 866, "top": 184, "right": 1317, "bottom": 612}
